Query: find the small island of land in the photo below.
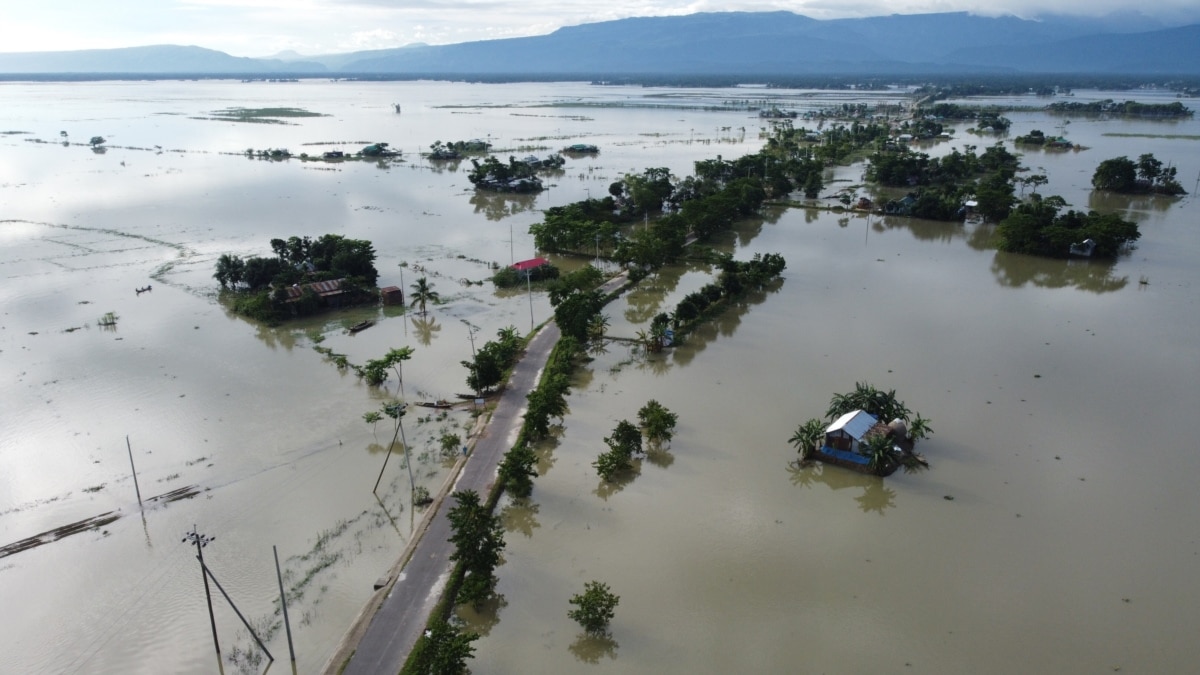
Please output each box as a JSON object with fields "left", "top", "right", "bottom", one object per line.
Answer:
{"left": 213, "top": 234, "right": 380, "bottom": 323}
{"left": 790, "top": 383, "right": 932, "bottom": 476}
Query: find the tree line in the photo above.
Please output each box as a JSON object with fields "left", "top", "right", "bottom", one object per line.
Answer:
{"left": 212, "top": 234, "right": 379, "bottom": 323}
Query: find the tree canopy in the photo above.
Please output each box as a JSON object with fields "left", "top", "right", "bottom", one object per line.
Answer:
{"left": 998, "top": 194, "right": 1141, "bottom": 259}
{"left": 1092, "top": 154, "right": 1186, "bottom": 195}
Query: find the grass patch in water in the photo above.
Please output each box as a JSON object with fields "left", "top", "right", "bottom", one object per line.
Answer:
{"left": 1102, "top": 132, "right": 1200, "bottom": 140}
{"left": 197, "top": 107, "right": 326, "bottom": 124}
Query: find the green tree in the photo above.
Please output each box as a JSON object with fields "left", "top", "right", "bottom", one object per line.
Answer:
{"left": 606, "top": 420, "right": 643, "bottom": 457}
{"left": 407, "top": 617, "right": 478, "bottom": 675}
{"left": 498, "top": 443, "right": 538, "bottom": 498}
{"left": 439, "top": 432, "right": 462, "bottom": 459}
{"left": 637, "top": 400, "right": 678, "bottom": 447}
{"left": 568, "top": 581, "right": 620, "bottom": 635}
{"left": 462, "top": 342, "right": 506, "bottom": 394}
{"left": 594, "top": 419, "right": 642, "bottom": 481}
{"left": 213, "top": 253, "right": 245, "bottom": 289}
{"left": 593, "top": 448, "right": 631, "bottom": 482}
{"left": 1092, "top": 156, "right": 1138, "bottom": 192}
{"left": 363, "top": 410, "right": 383, "bottom": 441}
{"left": 553, "top": 289, "right": 603, "bottom": 342}
{"left": 447, "top": 490, "right": 505, "bottom": 609}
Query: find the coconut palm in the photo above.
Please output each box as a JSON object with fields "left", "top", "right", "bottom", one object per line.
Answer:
{"left": 409, "top": 276, "right": 440, "bottom": 316}
{"left": 587, "top": 313, "right": 610, "bottom": 342}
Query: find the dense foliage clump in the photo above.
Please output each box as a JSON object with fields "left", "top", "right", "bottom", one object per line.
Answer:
{"left": 998, "top": 194, "right": 1141, "bottom": 258}
{"left": 213, "top": 234, "right": 379, "bottom": 323}
{"left": 1092, "top": 154, "right": 1186, "bottom": 195}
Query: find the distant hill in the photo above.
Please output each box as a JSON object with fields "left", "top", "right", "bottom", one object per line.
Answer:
{"left": 0, "top": 45, "right": 325, "bottom": 74}
{"left": 2, "top": 12, "right": 1198, "bottom": 77}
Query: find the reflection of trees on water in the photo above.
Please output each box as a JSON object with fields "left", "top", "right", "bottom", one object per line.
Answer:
{"left": 411, "top": 315, "right": 441, "bottom": 345}
{"left": 668, "top": 281, "right": 782, "bottom": 367}
{"left": 426, "top": 158, "right": 464, "bottom": 174}
{"left": 638, "top": 351, "right": 673, "bottom": 377}
{"left": 469, "top": 191, "right": 539, "bottom": 221}
{"left": 991, "top": 251, "right": 1129, "bottom": 293}
{"left": 594, "top": 460, "right": 640, "bottom": 500}
{"left": 623, "top": 266, "right": 684, "bottom": 324}
{"left": 966, "top": 222, "right": 999, "bottom": 251}
{"left": 732, "top": 215, "right": 765, "bottom": 248}
{"left": 501, "top": 498, "right": 541, "bottom": 538}
{"left": 868, "top": 214, "right": 967, "bottom": 244}
{"left": 534, "top": 436, "right": 559, "bottom": 477}
{"left": 253, "top": 323, "right": 298, "bottom": 351}
{"left": 645, "top": 447, "right": 675, "bottom": 469}
{"left": 787, "top": 462, "right": 897, "bottom": 515}
{"left": 1087, "top": 189, "right": 1176, "bottom": 217}
{"left": 569, "top": 631, "right": 619, "bottom": 663}
{"left": 456, "top": 592, "right": 507, "bottom": 638}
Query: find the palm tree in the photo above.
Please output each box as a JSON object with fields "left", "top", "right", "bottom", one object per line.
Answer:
{"left": 587, "top": 313, "right": 610, "bottom": 342}
{"left": 409, "top": 276, "right": 440, "bottom": 316}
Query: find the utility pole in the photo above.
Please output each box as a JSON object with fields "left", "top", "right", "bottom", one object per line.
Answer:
{"left": 183, "top": 527, "right": 220, "bottom": 658}
{"left": 525, "top": 269, "right": 534, "bottom": 332}
{"left": 273, "top": 546, "right": 296, "bottom": 666}
{"left": 126, "top": 435, "right": 142, "bottom": 508}
{"left": 373, "top": 403, "right": 410, "bottom": 495}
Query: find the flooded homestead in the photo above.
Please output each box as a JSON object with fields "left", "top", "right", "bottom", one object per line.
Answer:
{"left": 1, "top": 80, "right": 1198, "bottom": 673}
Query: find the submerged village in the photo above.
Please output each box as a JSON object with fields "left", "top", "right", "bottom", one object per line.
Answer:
{"left": 2, "top": 72, "right": 1199, "bottom": 675}
{"left": 175, "top": 85, "right": 1190, "bottom": 673}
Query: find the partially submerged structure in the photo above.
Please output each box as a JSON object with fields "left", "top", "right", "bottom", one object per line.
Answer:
{"left": 814, "top": 410, "right": 918, "bottom": 476}
{"left": 791, "top": 382, "right": 931, "bottom": 476}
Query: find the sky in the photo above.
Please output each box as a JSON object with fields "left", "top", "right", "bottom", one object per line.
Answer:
{"left": 2, "top": 0, "right": 1198, "bottom": 57}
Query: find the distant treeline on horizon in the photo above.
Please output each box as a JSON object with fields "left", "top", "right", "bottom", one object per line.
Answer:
{"left": 3, "top": 72, "right": 1199, "bottom": 93}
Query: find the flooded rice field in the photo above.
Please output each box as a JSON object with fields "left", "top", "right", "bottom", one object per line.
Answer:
{"left": 1, "top": 80, "right": 1198, "bottom": 674}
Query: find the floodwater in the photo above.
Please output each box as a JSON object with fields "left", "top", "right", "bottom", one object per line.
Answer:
{"left": 1, "top": 81, "right": 1198, "bottom": 674}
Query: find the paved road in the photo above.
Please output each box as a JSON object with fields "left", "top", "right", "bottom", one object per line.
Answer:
{"left": 338, "top": 321, "right": 561, "bottom": 675}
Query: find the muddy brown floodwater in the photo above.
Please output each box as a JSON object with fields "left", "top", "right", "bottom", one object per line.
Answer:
{"left": 1, "top": 81, "right": 1198, "bottom": 674}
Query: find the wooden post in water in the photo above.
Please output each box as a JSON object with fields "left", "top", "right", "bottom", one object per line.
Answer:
{"left": 126, "top": 435, "right": 143, "bottom": 508}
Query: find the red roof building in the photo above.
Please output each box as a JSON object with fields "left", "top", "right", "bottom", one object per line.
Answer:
{"left": 512, "top": 257, "right": 549, "bottom": 271}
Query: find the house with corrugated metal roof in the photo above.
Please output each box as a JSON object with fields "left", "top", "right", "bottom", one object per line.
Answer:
{"left": 283, "top": 278, "right": 349, "bottom": 306}
{"left": 823, "top": 410, "right": 879, "bottom": 457}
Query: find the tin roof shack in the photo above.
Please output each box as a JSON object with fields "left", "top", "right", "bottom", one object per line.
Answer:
{"left": 380, "top": 286, "right": 404, "bottom": 305}
{"left": 816, "top": 410, "right": 913, "bottom": 476}
{"left": 493, "top": 257, "right": 558, "bottom": 288}
{"left": 281, "top": 278, "right": 350, "bottom": 313}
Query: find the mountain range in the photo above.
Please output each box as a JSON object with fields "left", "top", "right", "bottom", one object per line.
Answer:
{"left": 1, "top": 11, "right": 1197, "bottom": 77}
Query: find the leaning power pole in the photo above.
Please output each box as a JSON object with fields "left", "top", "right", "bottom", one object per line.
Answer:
{"left": 182, "top": 527, "right": 220, "bottom": 658}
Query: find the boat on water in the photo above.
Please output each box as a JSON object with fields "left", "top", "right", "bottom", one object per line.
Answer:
{"left": 414, "top": 400, "right": 454, "bottom": 409}
{"left": 347, "top": 319, "right": 375, "bottom": 334}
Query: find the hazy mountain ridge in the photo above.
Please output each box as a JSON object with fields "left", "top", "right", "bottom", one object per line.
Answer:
{"left": 1, "top": 12, "right": 1197, "bottom": 76}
